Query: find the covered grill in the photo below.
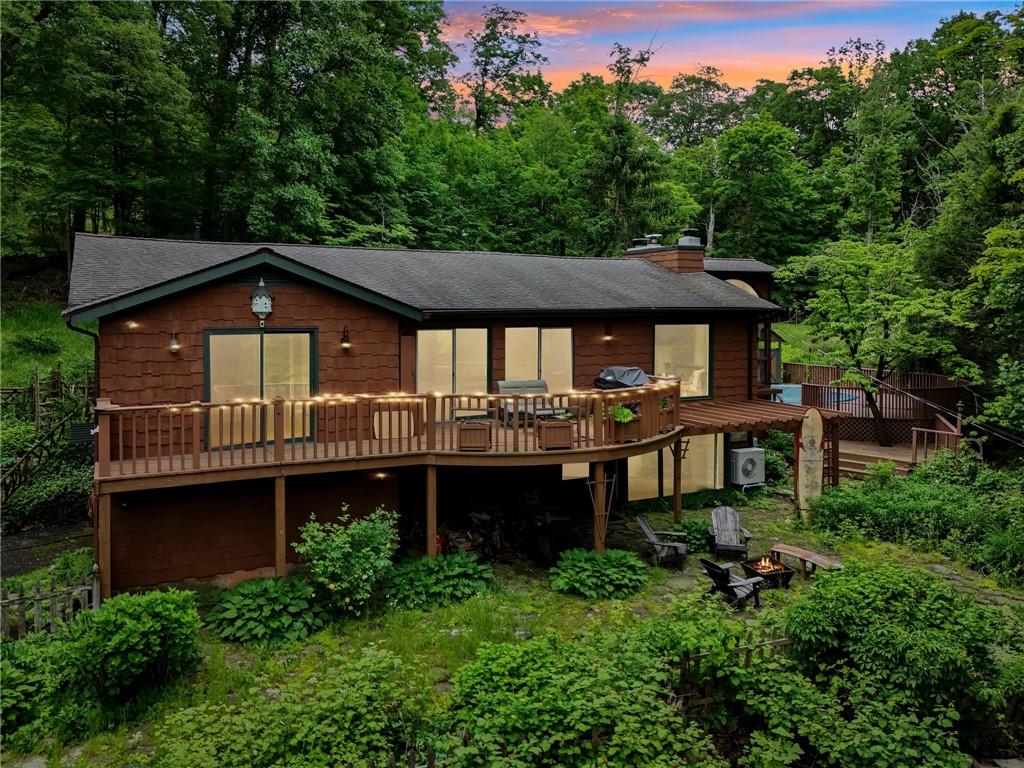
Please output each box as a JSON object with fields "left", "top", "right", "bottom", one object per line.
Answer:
{"left": 594, "top": 366, "right": 651, "bottom": 390}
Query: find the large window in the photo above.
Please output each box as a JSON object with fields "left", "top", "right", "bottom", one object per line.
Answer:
{"left": 627, "top": 435, "right": 725, "bottom": 501}
{"left": 415, "top": 329, "right": 488, "bottom": 394}
{"left": 654, "top": 324, "right": 710, "bottom": 398}
{"left": 504, "top": 327, "right": 573, "bottom": 391}
{"left": 207, "top": 330, "right": 314, "bottom": 446}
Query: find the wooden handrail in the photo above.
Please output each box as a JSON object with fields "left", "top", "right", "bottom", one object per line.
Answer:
{"left": 93, "top": 381, "right": 683, "bottom": 479}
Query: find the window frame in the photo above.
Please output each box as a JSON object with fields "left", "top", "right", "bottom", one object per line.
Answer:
{"left": 203, "top": 327, "right": 319, "bottom": 446}
{"left": 652, "top": 323, "right": 713, "bottom": 401}
{"left": 413, "top": 327, "right": 492, "bottom": 394}
{"left": 503, "top": 326, "right": 574, "bottom": 391}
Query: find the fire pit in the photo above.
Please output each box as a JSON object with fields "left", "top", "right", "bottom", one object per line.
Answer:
{"left": 741, "top": 554, "right": 795, "bottom": 589}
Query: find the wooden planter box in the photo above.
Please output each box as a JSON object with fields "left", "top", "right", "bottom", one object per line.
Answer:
{"left": 659, "top": 409, "right": 676, "bottom": 433}
{"left": 537, "top": 419, "right": 574, "bottom": 450}
{"left": 611, "top": 419, "right": 642, "bottom": 443}
{"left": 457, "top": 421, "right": 491, "bottom": 452}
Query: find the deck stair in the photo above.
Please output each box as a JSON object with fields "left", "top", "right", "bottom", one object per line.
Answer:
{"left": 837, "top": 441, "right": 913, "bottom": 479}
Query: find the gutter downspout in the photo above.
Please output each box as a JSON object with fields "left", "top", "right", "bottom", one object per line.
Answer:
{"left": 65, "top": 316, "right": 99, "bottom": 403}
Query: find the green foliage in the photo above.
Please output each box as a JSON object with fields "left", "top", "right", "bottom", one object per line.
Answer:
{"left": 763, "top": 448, "right": 788, "bottom": 486}
{"left": 387, "top": 552, "right": 494, "bottom": 611}
{"left": 1, "top": 446, "right": 93, "bottom": 532}
{"left": 0, "top": 418, "right": 38, "bottom": 468}
{"left": 206, "top": 577, "right": 330, "bottom": 645}
{"left": 669, "top": 518, "right": 710, "bottom": 552}
{"left": 443, "top": 631, "right": 725, "bottom": 768}
{"left": 11, "top": 332, "right": 61, "bottom": 356}
{"left": 785, "top": 561, "right": 1015, "bottom": 752}
{"left": 760, "top": 430, "right": 795, "bottom": 463}
{"left": 608, "top": 403, "right": 636, "bottom": 423}
{"left": 150, "top": 648, "right": 421, "bottom": 768}
{"left": 812, "top": 452, "right": 1024, "bottom": 585}
{"left": 549, "top": 549, "right": 647, "bottom": 599}
{"left": 292, "top": 506, "right": 399, "bottom": 615}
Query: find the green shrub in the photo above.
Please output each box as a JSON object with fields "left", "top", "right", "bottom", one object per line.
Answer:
{"left": 763, "top": 448, "right": 787, "bottom": 486}
{"left": 786, "top": 561, "right": 1004, "bottom": 749}
{"left": 1, "top": 449, "right": 93, "bottom": 532}
{"left": 0, "top": 419, "right": 38, "bottom": 468}
{"left": 760, "top": 429, "right": 794, "bottom": 464}
{"left": 669, "top": 518, "right": 710, "bottom": 552}
{"left": 293, "top": 505, "right": 399, "bottom": 615}
{"left": 206, "top": 577, "right": 329, "bottom": 644}
{"left": 12, "top": 333, "right": 61, "bottom": 356}
{"left": 387, "top": 552, "right": 493, "bottom": 610}
{"left": 812, "top": 452, "right": 1024, "bottom": 585}
{"left": 0, "top": 634, "right": 57, "bottom": 750}
{"left": 549, "top": 548, "right": 647, "bottom": 599}
{"left": 443, "top": 632, "right": 724, "bottom": 768}
{"left": 150, "top": 648, "right": 421, "bottom": 768}
{"left": 682, "top": 487, "right": 747, "bottom": 509}
{"left": 53, "top": 589, "right": 200, "bottom": 732}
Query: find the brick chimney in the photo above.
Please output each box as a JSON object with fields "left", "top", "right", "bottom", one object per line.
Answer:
{"left": 622, "top": 230, "right": 705, "bottom": 273}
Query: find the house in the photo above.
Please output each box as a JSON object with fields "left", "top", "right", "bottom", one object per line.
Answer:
{"left": 65, "top": 233, "right": 841, "bottom": 596}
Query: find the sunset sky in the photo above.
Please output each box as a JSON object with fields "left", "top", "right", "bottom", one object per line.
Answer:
{"left": 442, "top": 1, "right": 1015, "bottom": 90}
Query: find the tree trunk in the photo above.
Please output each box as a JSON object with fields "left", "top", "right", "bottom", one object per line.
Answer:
{"left": 863, "top": 387, "right": 892, "bottom": 446}
{"left": 706, "top": 204, "right": 715, "bottom": 251}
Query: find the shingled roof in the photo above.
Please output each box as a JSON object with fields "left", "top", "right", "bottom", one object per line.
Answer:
{"left": 703, "top": 257, "right": 777, "bottom": 274}
{"left": 66, "top": 234, "right": 778, "bottom": 321}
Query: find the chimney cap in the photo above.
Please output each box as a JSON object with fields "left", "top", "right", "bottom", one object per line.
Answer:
{"left": 678, "top": 228, "right": 703, "bottom": 249}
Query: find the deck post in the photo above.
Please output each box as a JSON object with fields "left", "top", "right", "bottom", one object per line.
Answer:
{"left": 792, "top": 424, "right": 801, "bottom": 510}
{"left": 426, "top": 464, "right": 437, "bottom": 557}
{"left": 97, "top": 493, "right": 112, "bottom": 599}
{"left": 672, "top": 438, "right": 683, "bottom": 523}
{"left": 273, "top": 398, "right": 285, "bottom": 462}
{"left": 96, "top": 398, "right": 112, "bottom": 478}
{"left": 425, "top": 397, "right": 437, "bottom": 451}
{"left": 274, "top": 476, "right": 287, "bottom": 576}
{"left": 592, "top": 461, "right": 607, "bottom": 553}
{"left": 829, "top": 421, "right": 840, "bottom": 487}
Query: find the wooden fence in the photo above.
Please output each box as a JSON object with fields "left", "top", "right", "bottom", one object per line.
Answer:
{"left": 1, "top": 362, "right": 95, "bottom": 426}
{"left": 1, "top": 564, "right": 101, "bottom": 639}
{"left": 0, "top": 409, "right": 86, "bottom": 504}
{"left": 783, "top": 363, "right": 959, "bottom": 389}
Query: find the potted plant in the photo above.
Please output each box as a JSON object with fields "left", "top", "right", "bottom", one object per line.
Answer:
{"left": 537, "top": 413, "right": 575, "bottom": 450}
{"left": 608, "top": 403, "right": 641, "bottom": 443}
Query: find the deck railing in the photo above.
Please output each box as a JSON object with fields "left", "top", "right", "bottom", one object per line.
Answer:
{"left": 910, "top": 412, "right": 960, "bottom": 465}
{"left": 95, "top": 380, "right": 683, "bottom": 479}
{"left": 784, "top": 363, "right": 960, "bottom": 390}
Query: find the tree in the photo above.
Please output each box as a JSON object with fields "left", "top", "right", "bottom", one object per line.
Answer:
{"left": 646, "top": 66, "right": 741, "bottom": 148}
{"left": 779, "top": 241, "right": 973, "bottom": 445}
{"left": 458, "top": 6, "right": 549, "bottom": 131}
{"left": 711, "top": 113, "right": 819, "bottom": 264}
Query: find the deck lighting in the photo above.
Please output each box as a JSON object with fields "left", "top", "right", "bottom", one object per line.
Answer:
{"left": 341, "top": 326, "right": 352, "bottom": 350}
{"left": 168, "top": 332, "right": 181, "bottom": 353}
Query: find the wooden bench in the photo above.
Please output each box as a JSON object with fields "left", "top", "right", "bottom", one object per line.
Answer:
{"left": 769, "top": 544, "right": 842, "bottom": 579}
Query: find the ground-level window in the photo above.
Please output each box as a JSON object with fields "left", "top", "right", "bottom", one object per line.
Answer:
{"left": 654, "top": 324, "right": 710, "bottom": 398}
{"left": 206, "top": 330, "right": 314, "bottom": 447}
{"left": 626, "top": 434, "right": 725, "bottom": 502}
{"left": 504, "top": 327, "right": 573, "bottom": 392}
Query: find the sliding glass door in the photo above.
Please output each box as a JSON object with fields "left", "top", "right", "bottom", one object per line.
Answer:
{"left": 416, "top": 329, "right": 488, "bottom": 418}
{"left": 207, "top": 330, "right": 315, "bottom": 447}
{"left": 654, "top": 324, "right": 710, "bottom": 398}
{"left": 504, "top": 327, "right": 573, "bottom": 391}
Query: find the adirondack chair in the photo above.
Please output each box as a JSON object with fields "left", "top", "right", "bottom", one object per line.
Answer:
{"left": 635, "top": 515, "right": 688, "bottom": 566}
{"left": 700, "top": 559, "right": 763, "bottom": 609}
{"left": 708, "top": 506, "right": 752, "bottom": 559}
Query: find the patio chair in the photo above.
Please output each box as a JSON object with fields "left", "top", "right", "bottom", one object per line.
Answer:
{"left": 496, "top": 379, "right": 567, "bottom": 425}
{"left": 708, "top": 506, "right": 752, "bottom": 559}
{"left": 699, "top": 559, "right": 763, "bottom": 609}
{"left": 635, "top": 515, "right": 688, "bottom": 566}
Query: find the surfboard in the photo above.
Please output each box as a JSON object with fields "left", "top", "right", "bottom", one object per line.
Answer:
{"left": 797, "top": 407, "right": 824, "bottom": 525}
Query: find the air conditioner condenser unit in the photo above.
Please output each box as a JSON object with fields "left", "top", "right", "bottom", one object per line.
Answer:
{"left": 730, "top": 447, "right": 765, "bottom": 488}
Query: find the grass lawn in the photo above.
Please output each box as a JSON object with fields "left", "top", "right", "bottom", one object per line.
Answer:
{"left": 1, "top": 299, "right": 94, "bottom": 388}
{"left": 10, "top": 492, "right": 1021, "bottom": 767}
{"left": 774, "top": 321, "right": 843, "bottom": 365}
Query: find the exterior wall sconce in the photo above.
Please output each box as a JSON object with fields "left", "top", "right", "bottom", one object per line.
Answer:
{"left": 341, "top": 326, "right": 352, "bottom": 350}
{"left": 125, "top": 320, "right": 140, "bottom": 330}
{"left": 168, "top": 332, "right": 181, "bottom": 353}
{"left": 601, "top": 322, "right": 614, "bottom": 342}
